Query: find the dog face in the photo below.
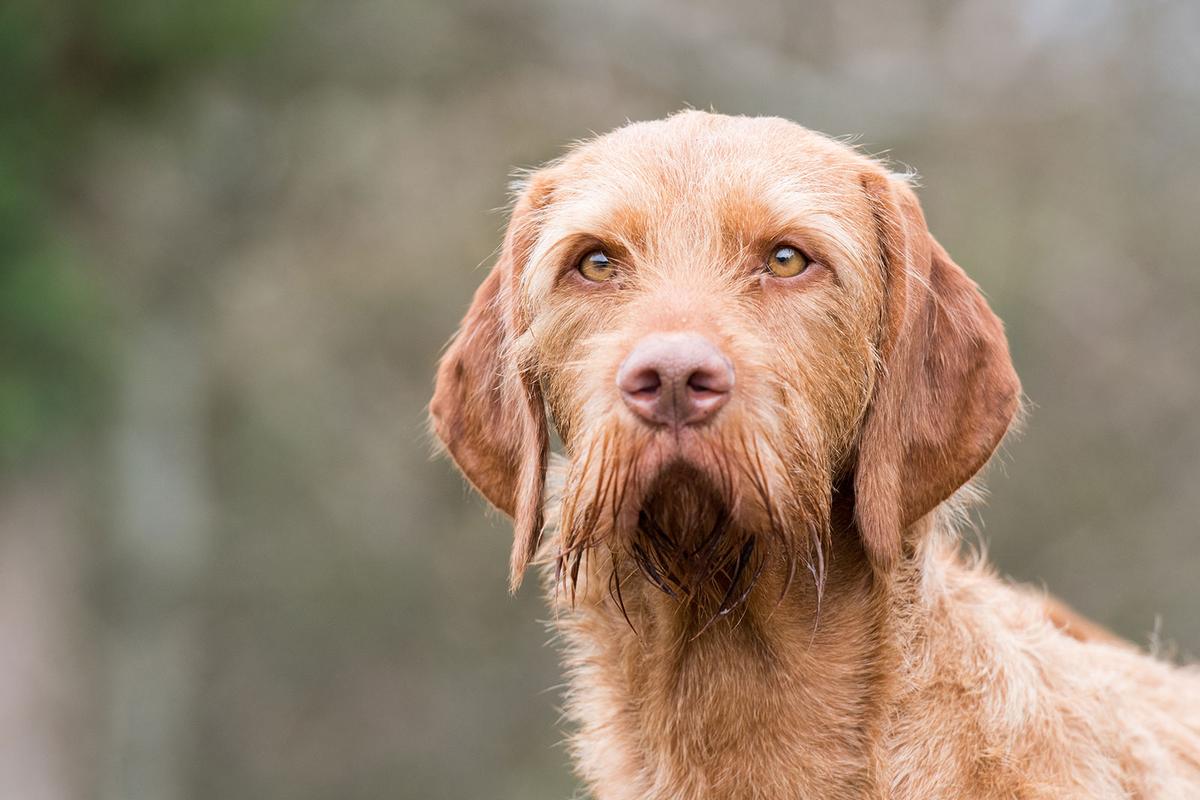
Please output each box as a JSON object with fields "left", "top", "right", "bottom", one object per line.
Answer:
{"left": 431, "top": 112, "right": 1019, "bottom": 605}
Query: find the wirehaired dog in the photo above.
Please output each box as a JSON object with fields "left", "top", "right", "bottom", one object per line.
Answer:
{"left": 431, "top": 111, "right": 1200, "bottom": 799}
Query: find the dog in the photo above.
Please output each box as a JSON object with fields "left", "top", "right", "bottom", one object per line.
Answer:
{"left": 430, "top": 111, "right": 1200, "bottom": 799}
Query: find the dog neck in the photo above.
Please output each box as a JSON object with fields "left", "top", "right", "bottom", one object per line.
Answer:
{"left": 549, "top": 506, "right": 899, "bottom": 799}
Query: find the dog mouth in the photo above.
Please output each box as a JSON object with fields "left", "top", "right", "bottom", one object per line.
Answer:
{"left": 628, "top": 463, "right": 744, "bottom": 596}
{"left": 555, "top": 423, "right": 831, "bottom": 628}
{"left": 559, "top": 453, "right": 769, "bottom": 625}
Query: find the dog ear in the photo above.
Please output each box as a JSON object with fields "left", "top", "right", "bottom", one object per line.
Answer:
{"left": 854, "top": 172, "right": 1021, "bottom": 570}
{"left": 430, "top": 177, "right": 551, "bottom": 592}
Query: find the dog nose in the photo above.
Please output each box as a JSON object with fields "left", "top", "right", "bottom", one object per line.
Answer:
{"left": 617, "top": 333, "right": 734, "bottom": 427}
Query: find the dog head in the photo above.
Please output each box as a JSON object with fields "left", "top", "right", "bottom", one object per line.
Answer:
{"left": 431, "top": 112, "right": 1019, "bottom": 605}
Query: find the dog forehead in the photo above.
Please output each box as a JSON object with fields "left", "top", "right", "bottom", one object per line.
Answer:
{"left": 544, "top": 113, "right": 871, "bottom": 237}
{"left": 572, "top": 111, "right": 859, "bottom": 172}
{"left": 518, "top": 113, "right": 884, "bottom": 303}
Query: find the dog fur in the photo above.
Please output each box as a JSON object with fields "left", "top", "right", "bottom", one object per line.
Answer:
{"left": 431, "top": 111, "right": 1200, "bottom": 799}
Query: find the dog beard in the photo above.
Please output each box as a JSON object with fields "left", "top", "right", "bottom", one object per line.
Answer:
{"left": 554, "top": 416, "right": 833, "bottom": 629}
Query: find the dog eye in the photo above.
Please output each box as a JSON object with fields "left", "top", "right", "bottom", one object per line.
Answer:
{"left": 766, "top": 245, "right": 809, "bottom": 278}
{"left": 578, "top": 250, "right": 615, "bottom": 282}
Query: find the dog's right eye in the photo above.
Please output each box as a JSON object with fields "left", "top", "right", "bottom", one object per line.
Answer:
{"left": 578, "top": 250, "right": 616, "bottom": 282}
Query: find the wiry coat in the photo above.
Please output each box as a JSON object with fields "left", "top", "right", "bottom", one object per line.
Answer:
{"left": 545, "top": 495, "right": 1200, "bottom": 799}
{"left": 431, "top": 111, "right": 1200, "bottom": 798}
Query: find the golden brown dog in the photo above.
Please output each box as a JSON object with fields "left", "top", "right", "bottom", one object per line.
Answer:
{"left": 431, "top": 111, "right": 1200, "bottom": 799}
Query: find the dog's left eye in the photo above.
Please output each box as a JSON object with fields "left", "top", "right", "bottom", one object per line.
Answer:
{"left": 766, "top": 245, "right": 810, "bottom": 278}
{"left": 578, "top": 250, "right": 616, "bottom": 282}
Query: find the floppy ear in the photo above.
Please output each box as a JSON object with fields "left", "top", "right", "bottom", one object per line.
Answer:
{"left": 430, "top": 179, "right": 551, "bottom": 592}
{"left": 854, "top": 172, "right": 1021, "bottom": 570}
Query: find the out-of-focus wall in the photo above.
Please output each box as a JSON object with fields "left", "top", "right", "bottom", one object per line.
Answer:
{"left": 3, "top": 1, "right": 1199, "bottom": 798}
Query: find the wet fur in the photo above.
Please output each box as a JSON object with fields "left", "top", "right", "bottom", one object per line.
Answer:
{"left": 431, "top": 112, "right": 1200, "bottom": 798}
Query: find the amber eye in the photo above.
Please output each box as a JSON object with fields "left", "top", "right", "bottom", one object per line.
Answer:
{"left": 578, "top": 249, "right": 615, "bottom": 282}
{"left": 767, "top": 245, "right": 809, "bottom": 278}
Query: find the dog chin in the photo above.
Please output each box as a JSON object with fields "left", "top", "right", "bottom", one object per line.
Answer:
{"left": 634, "top": 461, "right": 733, "bottom": 544}
{"left": 613, "top": 458, "right": 767, "bottom": 603}
{"left": 557, "top": 417, "right": 827, "bottom": 609}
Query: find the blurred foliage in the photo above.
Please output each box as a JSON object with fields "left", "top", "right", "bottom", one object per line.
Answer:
{"left": 0, "top": 0, "right": 281, "bottom": 468}
{"left": 0, "top": 250, "right": 106, "bottom": 465}
{"left": 2, "top": 2, "right": 1199, "bottom": 800}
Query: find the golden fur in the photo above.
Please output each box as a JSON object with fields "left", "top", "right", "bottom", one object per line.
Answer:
{"left": 431, "top": 111, "right": 1200, "bottom": 798}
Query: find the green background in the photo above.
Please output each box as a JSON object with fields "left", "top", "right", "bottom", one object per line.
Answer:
{"left": 2, "top": 2, "right": 1199, "bottom": 798}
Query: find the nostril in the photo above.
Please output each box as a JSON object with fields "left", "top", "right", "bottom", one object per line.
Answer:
{"left": 621, "top": 366, "right": 662, "bottom": 398}
{"left": 686, "top": 371, "right": 724, "bottom": 396}
{"left": 685, "top": 358, "right": 734, "bottom": 398}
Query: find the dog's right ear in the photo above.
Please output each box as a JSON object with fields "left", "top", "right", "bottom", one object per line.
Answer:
{"left": 430, "top": 176, "right": 552, "bottom": 592}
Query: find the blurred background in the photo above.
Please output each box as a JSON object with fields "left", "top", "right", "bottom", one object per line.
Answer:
{"left": 2, "top": 1, "right": 1199, "bottom": 798}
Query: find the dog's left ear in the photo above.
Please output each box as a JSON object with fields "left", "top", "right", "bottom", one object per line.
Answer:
{"left": 854, "top": 172, "right": 1021, "bottom": 570}
{"left": 430, "top": 176, "right": 552, "bottom": 592}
